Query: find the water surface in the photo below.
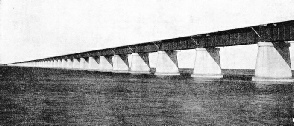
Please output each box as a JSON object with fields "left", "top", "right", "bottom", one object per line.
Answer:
{"left": 0, "top": 66, "right": 293, "bottom": 125}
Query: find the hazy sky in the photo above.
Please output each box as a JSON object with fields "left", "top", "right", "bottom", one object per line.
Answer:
{"left": 1, "top": 0, "right": 294, "bottom": 64}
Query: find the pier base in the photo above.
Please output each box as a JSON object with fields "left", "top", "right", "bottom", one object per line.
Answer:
{"left": 49, "top": 61, "right": 53, "bottom": 68}
{"left": 72, "top": 58, "right": 80, "bottom": 69}
{"left": 61, "top": 59, "right": 67, "bottom": 68}
{"left": 79, "top": 57, "right": 89, "bottom": 70}
{"left": 53, "top": 60, "right": 58, "bottom": 68}
{"left": 113, "top": 54, "right": 129, "bottom": 73}
{"left": 129, "top": 53, "right": 151, "bottom": 74}
{"left": 88, "top": 57, "right": 100, "bottom": 70}
{"left": 66, "top": 59, "right": 73, "bottom": 69}
{"left": 253, "top": 42, "right": 293, "bottom": 81}
{"left": 99, "top": 56, "right": 113, "bottom": 72}
{"left": 55, "top": 60, "right": 60, "bottom": 68}
{"left": 46, "top": 61, "right": 49, "bottom": 68}
{"left": 155, "top": 51, "right": 180, "bottom": 76}
{"left": 43, "top": 62, "right": 46, "bottom": 68}
{"left": 192, "top": 48, "right": 222, "bottom": 78}
{"left": 59, "top": 60, "right": 63, "bottom": 68}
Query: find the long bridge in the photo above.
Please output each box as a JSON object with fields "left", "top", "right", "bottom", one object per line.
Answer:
{"left": 11, "top": 20, "right": 294, "bottom": 81}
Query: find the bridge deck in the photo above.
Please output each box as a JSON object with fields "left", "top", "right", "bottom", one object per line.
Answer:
{"left": 14, "top": 20, "right": 294, "bottom": 63}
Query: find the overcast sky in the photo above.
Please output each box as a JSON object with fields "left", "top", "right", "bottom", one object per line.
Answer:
{"left": 1, "top": 0, "right": 294, "bottom": 64}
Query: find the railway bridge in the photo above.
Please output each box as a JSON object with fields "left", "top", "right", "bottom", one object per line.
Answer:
{"left": 11, "top": 20, "right": 294, "bottom": 81}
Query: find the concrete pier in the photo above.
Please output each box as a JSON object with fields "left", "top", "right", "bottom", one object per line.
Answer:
{"left": 49, "top": 61, "right": 52, "bottom": 68}
{"left": 59, "top": 60, "right": 63, "bottom": 68}
{"left": 88, "top": 57, "right": 100, "bottom": 70}
{"left": 55, "top": 60, "right": 60, "bottom": 68}
{"left": 72, "top": 58, "right": 80, "bottom": 69}
{"left": 52, "top": 61, "right": 55, "bottom": 68}
{"left": 61, "top": 59, "right": 67, "bottom": 68}
{"left": 99, "top": 56, "right": 113, "bottom": 72}
{"left": 253, "top": 42, "right": 293, "bottom": 81}
{"left": 129, "top": 53, "right": 150, "bottom": 74}
{"left": 66, "top": 59, "right": 73, "bottom": 69}
{"left": 155, "top": 51, "right": 180, "bottom": 76}
{"left": 53, "top": 60, "right": 58, "bottom": 68}
{"left": 50, "top": 61, "right": 53, "bottom": 68}
{"left": 79, "top": 57, "right": 89, "bottom": 70}
{"left": 112, "top": 54, "right": 129, "bottom": 73}
{"left": 192, "top": 48, "right": 222, "bottom": 78}
{"left": 48, "top": 61, "right": 51, "bottom": 68}
{"left": 44, "top": 61, "right": 47, "bottom": 68}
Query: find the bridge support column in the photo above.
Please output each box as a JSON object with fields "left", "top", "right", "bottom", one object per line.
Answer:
{"left": 53, "top": 60, "right": 58, "bottom": 68}
{"left": 88, "top": 57, "right": 100, "bottom": 70}
{"left": 57, "top": 60, "right": 62, "bottom": 68}
{"left": 79, "top": 57, "right": 89, "bottom": 70}
{"left": 72, "top": 58, "right": 80, "bottom": 69}
{"left": 155, "top": 50, "right": 180, "bottom": 76}
{"left": 130, "top": 53, "right": 150, "bottom": 74}
{"left": 99, "top": 56, "right": 113, "bottom": 72}
{"left": 61, "top": 59, "right": 67, "bottom": 68}
{"left": 48, "top": 61, "right": 52, "bottom": 68}
{"left": 253, "top": 42, "right": 293, "bottom": 81}
{"left": 55, "top": 60, "right": 59, "bottom": 68}
{"left": 49, "top": 61, "right": 52, "bottom": 68}
{"left": 112, "top": 54, "right": 129, "bottom": 73}
{"left": 192, "top": 48, "right": 222, "bottom": 78}
{"left": 66, "top": 59, "right": 73, "bottom": 69}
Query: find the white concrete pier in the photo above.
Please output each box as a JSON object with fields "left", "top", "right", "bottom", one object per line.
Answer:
{"left": 99, "top": 56, "right": 113, "bottom": 72}
{"left": 66, "top": 59, "right": 73, "bottom": 69}
{"left": 61, "top": 59, "right": 67, "bottom": 68}
{"left": 192, "top": 48, "right": 222, "bottom": 78}
{"left": 88, "top": 57, "right": 100, "bottom": 70}
{"left": 50, "top": 61, "right": 54, "bottom": 68}
{"left": 112, "top": 54, "right": 129, "bottom": 73}
{"left": 53, "top": 60, "right": 58, "bottom": 68}
{"left": 253, "top": 42, "right": 293, "bottom": 81}
{"left": 72, "top": 58, "right": 80, "bottom": 69}
{"left": 155, "top": 51, "right": 180, "bottom": 75}
{"left": 55, "top": 60, "right": 60, "bottom": 68}
{"left": 129, "top": 53, "right": 150, "bottom": 74}
{"left": 79, "top": 57, "right": 89, "bottom": 70}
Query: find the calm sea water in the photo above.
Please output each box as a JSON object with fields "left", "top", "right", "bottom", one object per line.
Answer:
{"left": 0, "top": 66, "right": 293, "bottom": 126}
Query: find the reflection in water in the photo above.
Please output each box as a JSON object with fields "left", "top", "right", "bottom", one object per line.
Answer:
{"left": 0, "top": 66, "right": 293, "bottom": 125}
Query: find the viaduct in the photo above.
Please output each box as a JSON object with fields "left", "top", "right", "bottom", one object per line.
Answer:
{"left": 10, "top": 20, "right": 294, "bottom": 81}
